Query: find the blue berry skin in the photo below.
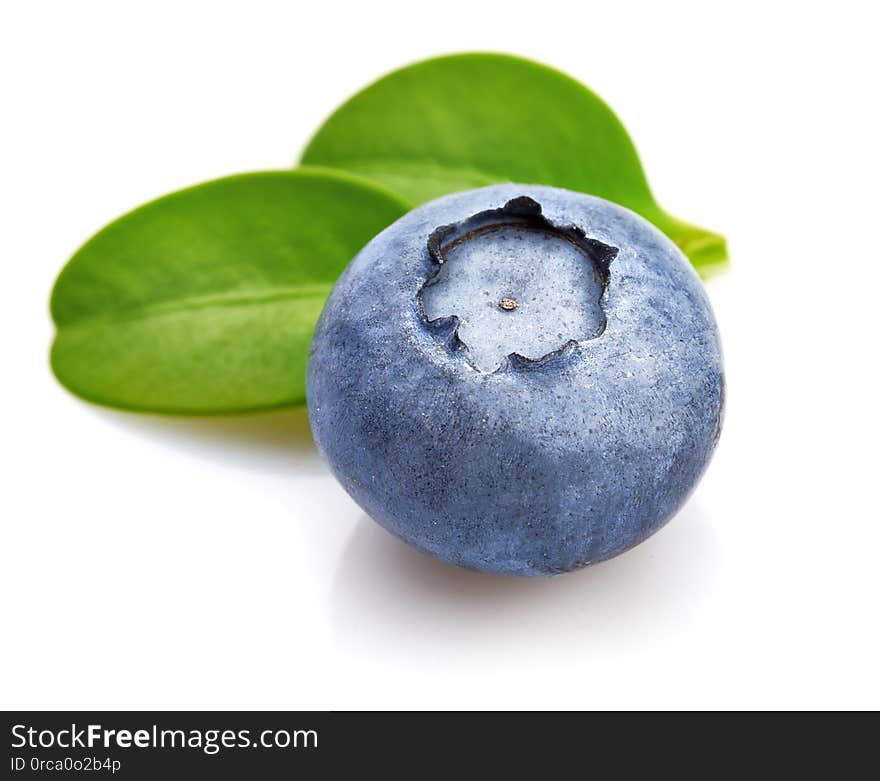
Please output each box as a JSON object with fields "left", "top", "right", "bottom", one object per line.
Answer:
{"left": 307, "top": 184, "right": 724, "bottom": 576}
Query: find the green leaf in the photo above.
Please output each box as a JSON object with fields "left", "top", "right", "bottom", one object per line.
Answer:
{"left": 50, "top": 168, "right": 408, "bottom": 414}
{"left": 301, "top": 52, "right": 726, "bottom": 273}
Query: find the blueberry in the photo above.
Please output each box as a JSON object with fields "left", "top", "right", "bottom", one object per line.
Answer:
{"left": 307, "top": 185, "right": 724, "bottom": 576}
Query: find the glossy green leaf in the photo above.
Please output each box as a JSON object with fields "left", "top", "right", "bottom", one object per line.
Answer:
{"left": 50, "top": 169, "right": 408, "bottom": 414}
{"left": 301, "top": 53, "right": 727, "bottom": 273}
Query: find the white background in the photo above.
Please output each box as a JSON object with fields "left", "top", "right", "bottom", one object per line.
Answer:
{"left": 2, "top": 1, "right": 878, "bottom": 709}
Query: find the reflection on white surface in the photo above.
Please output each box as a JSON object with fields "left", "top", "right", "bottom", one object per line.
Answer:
{"left": 92, "top": 406, "right": 324, "bottom": 476}
{"left": 332, "top": 503, "right": 719, "bottom": 663}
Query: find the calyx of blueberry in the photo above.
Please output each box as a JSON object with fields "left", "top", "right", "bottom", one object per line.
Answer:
{"left": 419, "top": 196, "right": 618, "bottom": 372}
